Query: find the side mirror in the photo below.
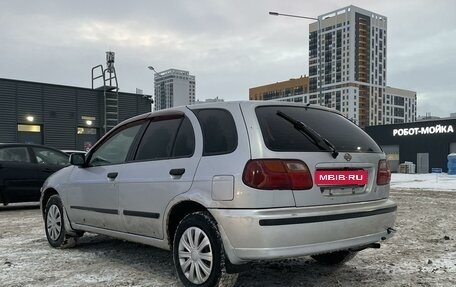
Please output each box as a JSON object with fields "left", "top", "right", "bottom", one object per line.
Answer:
{"left": 70, "top": 153, "right": 85, "bottom": 166}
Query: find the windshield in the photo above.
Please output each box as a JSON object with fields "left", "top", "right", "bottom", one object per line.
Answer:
{"left": 256, "top": 106, "right": 382, "bottom": 153}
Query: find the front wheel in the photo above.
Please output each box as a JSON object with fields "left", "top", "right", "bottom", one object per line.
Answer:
{"left": 44, "top": 195, "right": 78, "bottom": 248}
{"left": 312, "top": 250, "right": 358, "bottom": 265}
{"left": 173, "top": 211, "right": 238, "bottom": 287}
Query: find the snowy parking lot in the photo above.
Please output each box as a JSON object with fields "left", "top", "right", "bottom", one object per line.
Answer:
{"left": 1, "top": 174, "right": 456, "bottom": 286}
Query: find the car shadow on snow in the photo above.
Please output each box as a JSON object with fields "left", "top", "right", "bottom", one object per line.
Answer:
{"left": 75, "top": 233, "right": 174, "bottom": 264}
{"left": 0, "top": 203, "right": 40, "bottom": 212}
{"left": 69, "top": 234, "right": 391, "bottom": 286}
{"left": 236, "top": 256, "right": 394, "bottom": 286}
{"left": 72, "top": 234, "right": 177, "bottom": 280}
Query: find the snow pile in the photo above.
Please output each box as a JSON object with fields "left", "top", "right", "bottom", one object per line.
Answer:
{"left": 391, "top": 173, "right": 456, "bottom": 191}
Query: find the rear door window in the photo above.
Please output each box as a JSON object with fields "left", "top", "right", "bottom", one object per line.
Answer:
{"left": 135, "top": 117, "right": 195, "bottom": 161}
{"left": 255, "top": 106, "right": 382, "bottom": 153}
{"left": 172, "top": 117, "right": 195, "bottom": 158}
{"left": 0, "top": 147, "right": 31, "bottom": 163}
{"left": 193, "top": 109, "right": 237, "bottom": 156}
{"left": 31, "top": 147, "right": 69, "bottom": 166}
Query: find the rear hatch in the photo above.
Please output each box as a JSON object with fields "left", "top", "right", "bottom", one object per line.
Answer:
{"left": 246, "top": 103, "right": 389, "bottom": 207}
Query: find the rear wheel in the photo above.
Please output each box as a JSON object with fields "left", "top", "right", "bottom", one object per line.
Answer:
{"left": 173, "top": 211, "right": 238, "bottom": 287}
{"left": 312, "top": 250, "right": 358, "bottom": 265}
{"left": 44, "top": 195, "right": 78, "bottom": 248}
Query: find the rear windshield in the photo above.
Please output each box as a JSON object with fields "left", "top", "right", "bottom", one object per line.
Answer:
{"left": 255, "top": 106, "right": 382, "bottom": 153}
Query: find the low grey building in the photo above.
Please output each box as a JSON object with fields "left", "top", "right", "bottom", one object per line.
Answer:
{"left": 0, "top": 78, "right": 151, "bottom": 151}
{"left": 366, "top": 119, "right": 456, "bottom": 173}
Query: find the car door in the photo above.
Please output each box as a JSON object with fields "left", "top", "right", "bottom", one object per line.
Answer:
{"left": 0, "top": 145, "right": 40, "bottom": 204}
{"left": 118, "top": 113, "right": 201, "bottom": 239}
{"left": 66, "top": 121, "right": 145, "bottom": 231}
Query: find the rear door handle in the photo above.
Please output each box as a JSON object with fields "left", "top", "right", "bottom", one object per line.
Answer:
{"left": 107, "top": 172, "right": 118, "bottom": 179}
{"left": 169, "top": 168, "right": 185, "bottom": 176}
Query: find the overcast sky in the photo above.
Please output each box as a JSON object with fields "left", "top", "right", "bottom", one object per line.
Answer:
{"left": 1, "top": 0, "right": 455, "bottom": 117}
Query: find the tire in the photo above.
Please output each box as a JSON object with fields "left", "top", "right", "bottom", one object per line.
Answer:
{"left": 173, "top": 211, "right": 238, "bottom": 287}
{"left": 44, "top": 195, "right": 78, "bottom": 248}
{"left": 0, "top": 187, "right": 8, "bottom": 206}
{"left": 311, "top": 250, "right": 358, "bottom": 265}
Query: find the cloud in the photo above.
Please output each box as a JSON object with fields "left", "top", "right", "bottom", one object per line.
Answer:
{"left": 0, "top": 0, "right": 455, "bottom": 117}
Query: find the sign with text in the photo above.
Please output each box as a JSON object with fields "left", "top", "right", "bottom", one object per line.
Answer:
{"left": 393, "top": 125, "right": 454, "bottom": 137}
{"left": 315, "top": 170, "right": 368, "bottom": 186}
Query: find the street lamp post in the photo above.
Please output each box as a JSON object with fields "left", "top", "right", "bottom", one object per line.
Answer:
{"left": 148, "top": 66, "right": 165, "bottom": 111}
{"left": 147, "top": 65, "right": 159, "bottom": 74}
{"left": 269, "top": 11, "right": 323, "bottom": 106}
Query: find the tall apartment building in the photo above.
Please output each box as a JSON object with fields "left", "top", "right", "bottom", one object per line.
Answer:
{"left": 154, "top": 69, "right": 196, "bottom": 111}
{"left": 250, "top": 5, "right": 416, "bottom": 128}
{"left": 308, "top": 5, "right": 391, "bottom": 128}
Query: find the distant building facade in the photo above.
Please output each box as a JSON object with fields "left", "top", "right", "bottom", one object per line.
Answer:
{"left": 249, "top": 77, "right": 309, "bottom": 102}
{"left": 154, "top": 69, "right": 196, "bottom": 111}
{"left": 383, "top": 86, "right": 416, "bottom": 124}
{"left": 195, "top": 97, "right": 224, "bottom": 104}
{"left": 0, "top": 78, "right": 151, "bottom": 150}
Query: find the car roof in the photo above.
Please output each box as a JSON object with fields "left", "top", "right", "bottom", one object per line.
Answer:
{"left": 0, "top": 143, "right": 68, "bottom": 153}
{"left": 110, "top": 101, "right": 343, "bottom": 134}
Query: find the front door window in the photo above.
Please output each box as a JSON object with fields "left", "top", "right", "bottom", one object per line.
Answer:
{"left": 89, "top": 124, "right": 142, "bottom": 166}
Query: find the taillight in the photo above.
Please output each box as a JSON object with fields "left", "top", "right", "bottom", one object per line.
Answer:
{"left": 242, "top": 159, "right": 313, "bottom": 190}
{"left": 377, "top": 159, "right": 391, "bottom": 185}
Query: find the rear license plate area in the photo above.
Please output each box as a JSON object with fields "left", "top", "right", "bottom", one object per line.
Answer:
{"left": 314, "top": 170, "right": 368, "bottom": 187}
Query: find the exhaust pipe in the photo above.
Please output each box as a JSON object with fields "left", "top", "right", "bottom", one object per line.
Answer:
{"left": 350, "top": 228, "right": 396, "bottom": 252}
{"left": 382, "top": 227, "right": 397, "bottom": 240}
{"left": 368, "top": 242, "right": 381, "bottom": 249}
{"left": 350, "top": 242, "right": 381, "bottom": 252}
{"left": 387, "top": 227, "right": 396, "bottom": 234}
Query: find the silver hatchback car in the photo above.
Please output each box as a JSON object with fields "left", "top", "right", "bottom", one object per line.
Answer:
{"left": 41, "top": 101, "right": 396, "bottom": 287}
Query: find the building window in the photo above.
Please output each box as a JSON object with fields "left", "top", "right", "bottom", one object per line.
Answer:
{"left": 77, "top": 127, "right": 97, "bottom": 135}
{"left": 18, "top": 124, "right": 41, "bottom": 133}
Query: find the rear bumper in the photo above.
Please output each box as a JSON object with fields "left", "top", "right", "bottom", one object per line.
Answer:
{"left": 210, "top": 199, "right": 397, "bottom": 264}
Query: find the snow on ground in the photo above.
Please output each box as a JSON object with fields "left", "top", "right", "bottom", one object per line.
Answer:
{"left": 1, "top": 190, "right": 455, "bottom": 286}
{"left": 391, "top": 173, "right": 456, "bottom": 191}
{"left": 1, "top": 174, "right": 455, "bottom": 286}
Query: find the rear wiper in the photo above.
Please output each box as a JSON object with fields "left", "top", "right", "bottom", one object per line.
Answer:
{"left": 276, "top": 110, "right": 339, "bottom": 159}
